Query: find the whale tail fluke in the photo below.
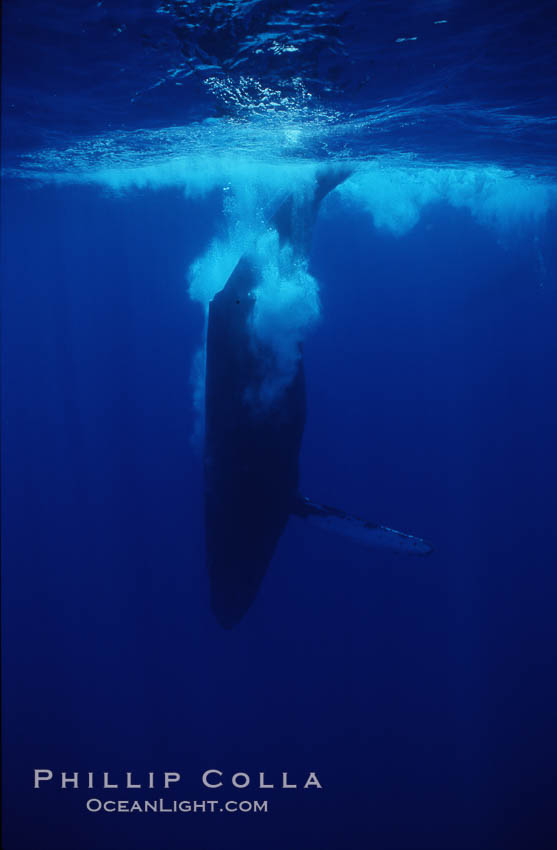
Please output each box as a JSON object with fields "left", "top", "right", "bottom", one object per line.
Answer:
{"left": 292, "top": 495, "right": 433, "bottom": 556}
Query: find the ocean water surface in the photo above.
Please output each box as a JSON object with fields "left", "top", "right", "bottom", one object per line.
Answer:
{"left": 2, "top": 2, "right": 557, "bottom": 849}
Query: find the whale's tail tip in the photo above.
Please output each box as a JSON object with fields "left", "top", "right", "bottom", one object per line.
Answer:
{"left": 314, "top": 164, "right": 354, "bottom": 204}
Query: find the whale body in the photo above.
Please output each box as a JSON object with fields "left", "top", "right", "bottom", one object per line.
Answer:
{"left": 204, "top": 170, "right": 432, "bottom": 628}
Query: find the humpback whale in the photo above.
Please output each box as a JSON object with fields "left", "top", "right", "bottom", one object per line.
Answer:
{"left": 204, "top": 168, "right": 432, "bottom": 628}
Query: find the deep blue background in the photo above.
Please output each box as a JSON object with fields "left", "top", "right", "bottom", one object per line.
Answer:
{"left": 2, "top": 179, "right": 557, "bottom": 850}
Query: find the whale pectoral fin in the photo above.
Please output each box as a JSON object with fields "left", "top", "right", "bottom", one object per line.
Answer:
{"left": 292, "top": 496, "right": 433, "bottom": 556}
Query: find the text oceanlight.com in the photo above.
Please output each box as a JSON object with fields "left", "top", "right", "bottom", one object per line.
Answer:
{"left": 86, "top": 799, "right": 269, "bottom": 814}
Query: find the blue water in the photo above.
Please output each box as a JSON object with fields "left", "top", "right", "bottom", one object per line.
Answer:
{"left": 2, "top": 2, "right": 557, "bottom": 849}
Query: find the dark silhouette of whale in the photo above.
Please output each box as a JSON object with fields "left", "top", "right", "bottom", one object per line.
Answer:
{"left": 204, "top": 169, "right": 432, "bottom": 628}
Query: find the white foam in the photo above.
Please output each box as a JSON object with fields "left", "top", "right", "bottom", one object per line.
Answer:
{"left": 186, "top": 167, "right": 322, "bottom": 410}
{"left": 337, "top": 163, "right": 554, "bottom": 235}
{"left": 249, "top": 228, "right": 320, "bottom": 404}
{"left": 186, "top": 160, "right": 320, "bottom": 308}
{"left": 59, "top": 153, "right": 554, "bottom": 239}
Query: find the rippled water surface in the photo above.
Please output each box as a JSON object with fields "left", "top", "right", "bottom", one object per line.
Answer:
{"left": 3, "top": 0, "right": 557, "bottom": 178}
